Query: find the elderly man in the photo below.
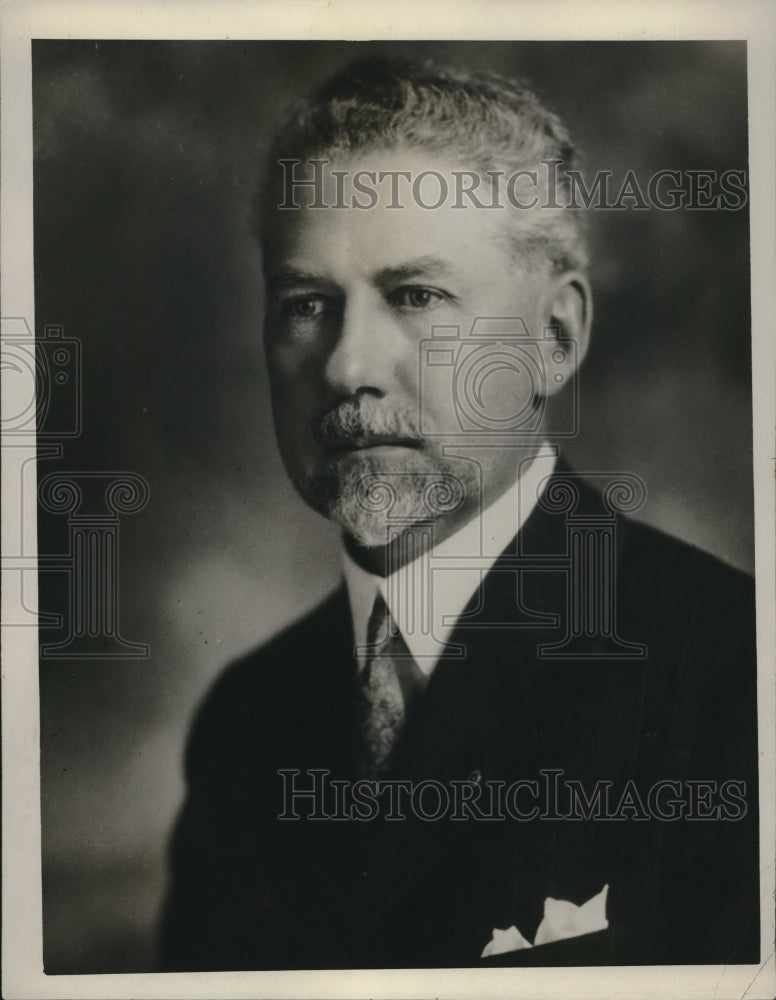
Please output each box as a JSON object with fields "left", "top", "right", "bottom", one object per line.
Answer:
{"left": 159, "top": 59, "right": 759, "bottom": 970}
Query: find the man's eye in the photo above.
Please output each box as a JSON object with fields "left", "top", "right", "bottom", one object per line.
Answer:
{"left": 281, "top": 296, "right": 328, "bottom": 319}
{"left": 390, "top": 286, "right": 446, "bottom": 310}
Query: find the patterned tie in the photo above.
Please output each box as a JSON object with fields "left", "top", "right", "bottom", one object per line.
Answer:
{"left": 356, "top": 592, "right": 427, "bottom": 778}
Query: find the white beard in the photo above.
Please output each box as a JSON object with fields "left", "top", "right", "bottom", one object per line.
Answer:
{"left": 297, "top": 449, "right": 477, "bottom": 548}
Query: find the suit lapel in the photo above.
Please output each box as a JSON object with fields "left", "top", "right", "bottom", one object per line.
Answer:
{"left": 286, "top": 464, "right": 653, "bottom": 965}
{"left": 323, "top": 468, "right": 579, "bottom": 959}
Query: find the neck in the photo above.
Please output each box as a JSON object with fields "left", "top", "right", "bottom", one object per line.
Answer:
{"left": 342, "top": 524, "right": 430, "bottom": 577}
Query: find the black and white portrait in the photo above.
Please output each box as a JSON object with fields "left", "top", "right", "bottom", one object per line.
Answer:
{"left": 2, "top": 6, "right": 774, "bottom": 998}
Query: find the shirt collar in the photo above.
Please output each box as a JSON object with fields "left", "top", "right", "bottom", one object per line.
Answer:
{"left": 343, "top": 445, "right": 557, "bottom": 674}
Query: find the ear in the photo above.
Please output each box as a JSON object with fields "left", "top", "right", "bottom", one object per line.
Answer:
{"left": 537, "top": 270, "right": 593, "bottom": 399}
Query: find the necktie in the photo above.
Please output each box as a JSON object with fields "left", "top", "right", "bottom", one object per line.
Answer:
{"left": 356, "top": 592, "right": 426, "bottom": 778}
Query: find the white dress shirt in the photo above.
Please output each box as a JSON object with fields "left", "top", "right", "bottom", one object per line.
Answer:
{"left": 343, "top": 445, "right": 557, "bottom": 676}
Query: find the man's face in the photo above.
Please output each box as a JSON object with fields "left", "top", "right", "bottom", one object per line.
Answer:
{"left": 263, "top": 150, "right": 573, "bottom": 549}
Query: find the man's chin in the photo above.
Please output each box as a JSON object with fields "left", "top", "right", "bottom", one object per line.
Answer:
{"left": 327, "top": 506, "right": 401, "bottom": 549}
{"left": 295, "top": 450, "right": 472, "bottom": 547}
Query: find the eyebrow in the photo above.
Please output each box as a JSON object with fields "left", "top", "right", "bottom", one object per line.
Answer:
{"left": 373, "top": 257, "right": 455, "bottom": 286}
{"left": 264, "top": 265, "right": 333, "bottom": 287}
{"left": 265, "top": 256, "right": 456, "bottom": 289}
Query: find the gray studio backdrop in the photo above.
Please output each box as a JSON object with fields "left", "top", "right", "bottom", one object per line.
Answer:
{"left": 33, "top": 40, "right": 752, "bottom": 972}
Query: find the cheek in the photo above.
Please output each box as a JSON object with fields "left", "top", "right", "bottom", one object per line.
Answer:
{"left": 266, "top": 367, "right": 309, "bottom": 444}
{"left": 477, "top": 362, "right": 537, "bottom": 413}
{"left": 418, "top": 379, "right": 452, "bottom": 424}
{"left": 266, "top": 337, "right": 323, "bottom": 399}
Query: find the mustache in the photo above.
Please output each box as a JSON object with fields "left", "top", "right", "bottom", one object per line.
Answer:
{"left": 312, "top": 398, "right": 422, "bottom": 448}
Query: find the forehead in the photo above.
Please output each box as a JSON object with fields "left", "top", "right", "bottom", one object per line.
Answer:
{"left": 262, "top": 149, "right": 523, "bottom": 278}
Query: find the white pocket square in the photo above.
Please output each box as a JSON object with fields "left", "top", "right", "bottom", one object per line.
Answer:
{"left": 481, "top": 884, "right": 609, "bottom": 958}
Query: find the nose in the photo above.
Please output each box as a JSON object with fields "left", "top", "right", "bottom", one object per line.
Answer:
{"left": 324, "top": 293, "right": 396, "bottom": 397}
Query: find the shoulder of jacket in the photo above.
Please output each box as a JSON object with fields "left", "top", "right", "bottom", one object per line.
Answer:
{"left": 621, "top": 517, "right": 754, "bottom": 598}
{"left": 182, "top": 585, "right": 348, "bottom": 771}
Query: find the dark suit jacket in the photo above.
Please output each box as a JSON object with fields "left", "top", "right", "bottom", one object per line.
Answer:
{"left": 159, "top": 468, "right": 760, "bottom": 970}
